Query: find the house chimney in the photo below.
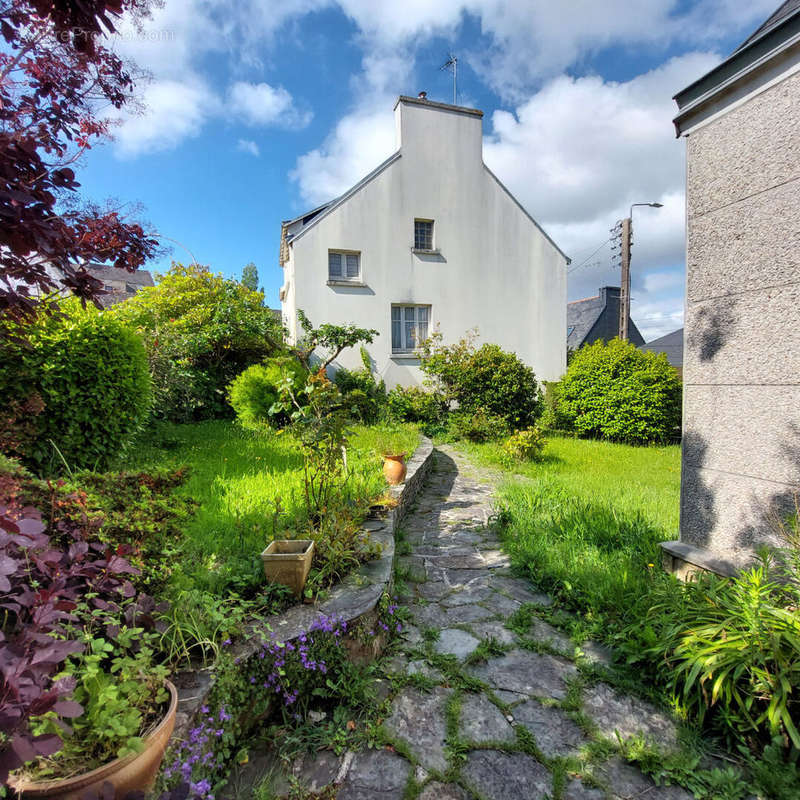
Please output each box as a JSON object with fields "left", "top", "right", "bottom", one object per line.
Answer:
{"left": 418, "top": 91, "right": 427, "bottom": 100}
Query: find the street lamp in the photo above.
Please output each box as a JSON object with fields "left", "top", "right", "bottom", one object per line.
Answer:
{"left": 618, "top": 202, "right": 663, "bottom": 340}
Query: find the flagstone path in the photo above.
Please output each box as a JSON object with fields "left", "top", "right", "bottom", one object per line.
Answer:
{"left": 228, "top": 446, "right": 695, "bottom": 799}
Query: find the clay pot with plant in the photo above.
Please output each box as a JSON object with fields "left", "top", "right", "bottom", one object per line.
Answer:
{"left": 1, "top": 499, "right": 177, "bottom": 799}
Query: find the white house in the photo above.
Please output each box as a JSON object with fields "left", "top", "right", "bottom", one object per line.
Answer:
{"left": 279, "top": 93, "right": 568, "bottom": 388}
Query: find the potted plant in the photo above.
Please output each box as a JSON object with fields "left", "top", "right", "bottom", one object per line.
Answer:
{"left": 1, "top": 493, "right": 176, "bottom": 798}
{"left": 382, "top": 453, "right": 407, "bottom": 485}
{"left": 10, "top": 678, "right": 178, "bottom": 800}
{"left": 261, "top": 539, "right": 315, "bottom": 596}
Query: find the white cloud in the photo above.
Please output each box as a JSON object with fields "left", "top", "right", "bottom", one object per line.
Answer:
{"left": 228, "top": 82, "right": 312, "bottom": 128}
{"left": 113, "top": 79, "right": 218, "bottom": 157}
{"left": 237, "top": 138, "right": 261, "bottom": 157}
{"left": 107, "top": 0, "right": 320, "bottom": 155}
{"left": 290, "top": 47, "right": 412, "bottom": 206}
{"left": 291, "top": 103, "right": 397, "bottom": 206}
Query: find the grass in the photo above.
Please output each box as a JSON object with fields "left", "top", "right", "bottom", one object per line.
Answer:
{"left": 116, "top": 419, "right": 420, "bottom": 595}
{"left": 456, "top": 434, "right": 680, "bottom": 635}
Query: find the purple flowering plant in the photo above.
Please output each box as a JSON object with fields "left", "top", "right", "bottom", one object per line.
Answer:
{"left": 160, "top": 613, "right": 350, "bottom": 798}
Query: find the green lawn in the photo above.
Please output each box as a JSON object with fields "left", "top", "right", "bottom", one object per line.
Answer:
{"left": 117, "top": 420, "right": 420, "bottom": 595}
{"left": 457, "top": 434, "right": 681, "bottom": 634}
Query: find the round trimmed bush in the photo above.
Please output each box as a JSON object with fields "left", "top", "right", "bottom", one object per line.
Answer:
{"left": 557, "top": 338, "right": 682, "bottom": 444}
{"left": 421, "top": 335, "right": 542, "bottom": 429}
{"left": 0, "top": 300, "right": 152, "bottom": 473}
{"left": 228, "top": 356, "right": 307, "bottom": 429}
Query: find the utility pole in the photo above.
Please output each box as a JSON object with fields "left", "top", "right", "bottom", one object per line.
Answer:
{"left": 612, "top": 201, "right": 663, "bottom": 341}
{"left": 618, "top": 217, "right": 632, "bottom": 341}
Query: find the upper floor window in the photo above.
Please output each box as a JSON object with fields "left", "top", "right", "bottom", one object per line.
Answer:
{"left": 392, "top": 304, "right": 430, "bottom": 352}
{"left": 414, "top": 219, "right": 434, "bottom": 251}
{"left": 328, "top": 250, "right": 360, "bottom": 281}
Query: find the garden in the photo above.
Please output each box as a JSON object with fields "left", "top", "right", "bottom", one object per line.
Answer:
{"left": 0, "top": 262, "right": 422, "bottom": 797}
{"left": 3, "top": 253, "right": 800, "bottom": 800}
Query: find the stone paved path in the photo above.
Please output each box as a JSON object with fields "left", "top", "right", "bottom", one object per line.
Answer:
{"left": 229, "top": 447, "right": 694, "bottom": 799}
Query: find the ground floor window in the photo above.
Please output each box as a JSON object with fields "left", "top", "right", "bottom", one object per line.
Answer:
{"left": 391, "top": 304, "right": 430, "bottom": 352}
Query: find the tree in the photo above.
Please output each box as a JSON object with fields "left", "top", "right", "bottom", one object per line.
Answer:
{"left": 0, "top": 0, "right": 160, "bottom": 320}
{"left": 293, "top": 309, "right": 379, "bottom": 373}
{"left": 111, "top": 263, "right": 283, "bottom": 421}
{"left": 241, "top": 262, "right": 259, "bottom": 291}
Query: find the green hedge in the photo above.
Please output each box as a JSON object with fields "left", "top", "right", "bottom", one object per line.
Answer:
{"left": 556, "top": 338, "right": 681, "bottom": 445}
{"left": 0, "top": 300, "right": 152, "bottom": 473}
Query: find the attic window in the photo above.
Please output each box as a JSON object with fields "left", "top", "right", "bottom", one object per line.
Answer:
{"left": 414, "top": 219, "right": 434, "bottom": 251}
{"left": 328, "top": 250, "right": 360, "bottom": 282}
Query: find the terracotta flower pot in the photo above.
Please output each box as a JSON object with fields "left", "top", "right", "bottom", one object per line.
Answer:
{"left": 11, "top": 681, "right": 178, "bottom": 800}
{"left": 261, "top": 539, "right": 315, "bottom": 596}
{"left": 383, "top": 453, "right": 407, "bottom": 486}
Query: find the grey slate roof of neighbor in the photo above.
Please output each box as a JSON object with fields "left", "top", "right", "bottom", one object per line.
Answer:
{"left": 567, "top": 286, "right": 645, "bottom": 350}
{"left": 640, "top": 327, "right": 684, "bottom": 369}
{"left": 673, "top": 0, "right": 800, "bottom": 133}
{"left": 85, "top": 264, "right": 155, "bottom": 308}
{"left": 85, "top": 264, "right": 155, "bottom": 286}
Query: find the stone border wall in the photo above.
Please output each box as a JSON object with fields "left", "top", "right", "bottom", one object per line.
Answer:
{"left": 172, "top": 435, "right": 435, "bottom": 741}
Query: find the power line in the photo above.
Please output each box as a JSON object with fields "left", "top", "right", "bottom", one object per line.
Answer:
{"left": 567, "top": 238, "right": 612, "bottom": 274}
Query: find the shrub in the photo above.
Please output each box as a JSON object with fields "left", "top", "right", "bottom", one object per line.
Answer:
{"left": 502, "top": 427, "right": 547, "bottom": 464}
{"left": 448, "top": 409, "right": 509, "bottom": 443}
{"left": 228, "top": 356, "right": 307, "bottom": 429}
{"left": 111, "top": 263, "right": 282, "bottom": 422}
{"left": 0, "top": 299, "right": 152, "bottom": 473}
{"left": 626, "top": 553, "right": 800, "bottom": 752}
{"left": 334, "top": 348, "right": 387, "bottom": 424}
{"left": 387, "top": 385, "right": 447, "bottom": 429}
{"left": 557, "top": 338, "right": 681, "bottom": 444}
{"left": 421, "top": 331, "right": 542, "bottom": 428}
{"left": 539, "top": 381, "right": 567, "bottom": 431}
{"left": 0, "top": 457, "right": 195, "bottom": 594}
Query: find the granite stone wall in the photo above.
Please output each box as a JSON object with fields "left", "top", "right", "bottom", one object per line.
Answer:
{"left": 679, "top": 67, "right": 800, "bottom": 565}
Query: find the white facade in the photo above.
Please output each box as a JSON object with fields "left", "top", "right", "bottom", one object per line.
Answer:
{"left": 279, "top": 95, "right": 568, "bottom": 388}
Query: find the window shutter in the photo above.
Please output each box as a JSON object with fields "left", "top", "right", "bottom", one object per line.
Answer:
{"left": 328, "top": 252, "right": 342, "bottom": 278}
{"left": 346, "top": 253, "right": 359, "bottom": 278}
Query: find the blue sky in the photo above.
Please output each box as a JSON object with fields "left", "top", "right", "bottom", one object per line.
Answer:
{"left": 77, "top": 0, "right": 778, "bottom": 339}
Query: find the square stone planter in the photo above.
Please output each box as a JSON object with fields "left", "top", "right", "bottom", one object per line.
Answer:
{"left": 261, "top": 539, "right": 314, "bottom": 596}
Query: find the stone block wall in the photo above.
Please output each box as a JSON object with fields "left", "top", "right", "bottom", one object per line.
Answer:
{"left": 678, "top": 67, "right": 800, "bottom": 567}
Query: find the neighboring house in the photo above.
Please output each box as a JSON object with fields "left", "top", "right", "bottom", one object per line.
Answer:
{"left": 279, "top": 94, "right": 569, "bottom": 388}
{"left": 639, "top": 328, "right": 683, "bottom": 377}
{"left": 663, "top": 0, "right": 800, "bottom": 577}
{"left": 85, "top": 264, "right": 154, "bottom": 307}
{"left": 566, "top": 286, "right": 644, "bottom": 351}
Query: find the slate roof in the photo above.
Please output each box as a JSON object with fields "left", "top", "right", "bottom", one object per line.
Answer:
{"left": 639, "top": 328, "right": 684, "bottom": 369}
{"left": 85, "top": 263, "right": 154, "bottom": 308}
{"left": 567, "top": 286, "right": 645, "bottom": 350}
{"left": 733, "top": 0, "right": 800, "bottom": 52}
{"left": 85, "top": 264, "right": 155, "bottom": 286}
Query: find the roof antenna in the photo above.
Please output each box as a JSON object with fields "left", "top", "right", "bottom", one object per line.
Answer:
{"left": 440, "top": 54, "right": 457, "bottom": 104}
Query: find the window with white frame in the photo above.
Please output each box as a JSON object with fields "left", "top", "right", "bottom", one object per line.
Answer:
{"left": 328, "top": 250, "right": 361, "bottom": 281}
{"left": 413, "top": 219, "right": 434, "bottom": 250}
{"left": 391, "top": 305, "right": 430, "bottom": 352}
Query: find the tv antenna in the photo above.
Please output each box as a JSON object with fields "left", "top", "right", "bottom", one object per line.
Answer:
{"left": 440, "top": 54, "right": 457, "bottom": 104}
